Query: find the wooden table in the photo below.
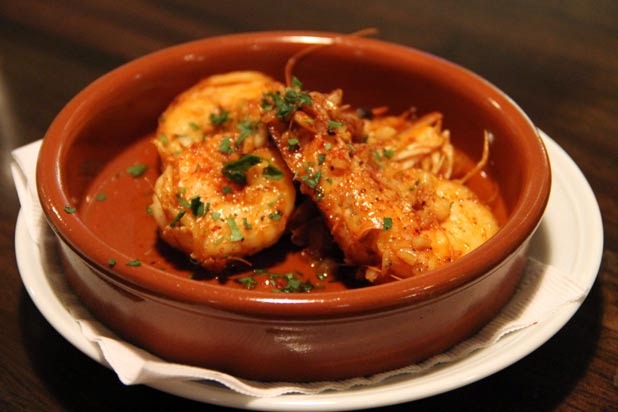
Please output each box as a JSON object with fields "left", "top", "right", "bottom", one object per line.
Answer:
{"left": 1, "top": 1, "right": 615, "bottom": 410}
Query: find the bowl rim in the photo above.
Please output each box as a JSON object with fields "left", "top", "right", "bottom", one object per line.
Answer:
{"left": 36, "top": 30, "right": 551, "bottom": 317}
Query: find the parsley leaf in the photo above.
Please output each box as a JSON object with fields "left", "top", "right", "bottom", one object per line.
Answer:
{"left": 210, "top": 110, "right": 229, "bottom": 126}
{"left": 301, "top": 168, "right": 322, "bottom": 188}
{"left": 126, "top": 259, "right": 142, "bottom": 267}
{"left": 383, "top": 217, "right": 393, "bottom": 230}
{"left": 263, "top": 164, "right": 284, "bottom": 180}
{"left": 236, "top": 276, "right": 257, "bottom": 289}
{"left": 227, "top": 217, "right": 244, "bottom": 242}
{"left": 327, "top": 120, "right": 343, "bottom": 130}
{"left": 189, "top": 196, "right": 206, "bottom": 216}
{"left": 261, "top": 79, "right": 312, "bottom": 120}
{"left": 236, "top": 120, "right": 257, "bottom": 146}
{"left": 218, "top": 136, "right": 233, "bottom": 154}
{"left": 126, "top": 163, "right": 147, "bottom": 177}
{"left": 222, "top": 154, "right": 262, "bottom": 185}
{"left": 169, "top": 210, "right": 186, "bottom": 227}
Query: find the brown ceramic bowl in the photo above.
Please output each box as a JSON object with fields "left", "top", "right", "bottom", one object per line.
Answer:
{"left": 36, "top": 31, "right": 550, "bottom": 382}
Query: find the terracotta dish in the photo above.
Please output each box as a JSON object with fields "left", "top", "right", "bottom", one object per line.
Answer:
{"left": 36, "top": 31, "right": 550, "bottom": 382}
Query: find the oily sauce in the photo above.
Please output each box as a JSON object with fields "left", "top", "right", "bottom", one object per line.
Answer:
{"left": 80, "top": 134, "right": 508, "bottom": 293}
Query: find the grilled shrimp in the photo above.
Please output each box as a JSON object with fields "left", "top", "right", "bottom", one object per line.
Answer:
{"left": 151, "top": 71, "right": 296, "bottom": 272}
{"left": 153, "top": 71, "right": 277, "bottom": 163}
{"left": 364, "top": 111, "right": 455, "bottom": 179}
{"left": 263, "top": 83, "right": 498, "bottom": 282}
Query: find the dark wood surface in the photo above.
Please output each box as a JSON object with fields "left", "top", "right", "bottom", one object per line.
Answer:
{"left": 1, "top": 1, "right": 616, "bottom": 411}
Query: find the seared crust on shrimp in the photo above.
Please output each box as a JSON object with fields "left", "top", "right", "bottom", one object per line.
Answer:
{"left": 151, "top": 71, "right": 295, "bottom": 272}
{"left": 263, "top": 83, "right": 498, "bottom": 282}
{"left": 152, "top": 137, "right": 295, "bottom": 271}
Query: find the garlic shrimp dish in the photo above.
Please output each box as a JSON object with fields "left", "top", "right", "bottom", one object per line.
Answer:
{"left": 149, "top": 70, "right": 502, "bottom": 290}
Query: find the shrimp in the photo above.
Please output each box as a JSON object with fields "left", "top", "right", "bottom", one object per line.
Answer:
{"left": 364, "top": 111, "right": 455, "bottom": 179}
{"left": 263, "top": 82, "right": 498, "bottom": 282}
{"left": 151, "top": 72, "right": 296, "bottom": 272}
{"left": 153, "top": 71, "right": 277, "bottom": 163}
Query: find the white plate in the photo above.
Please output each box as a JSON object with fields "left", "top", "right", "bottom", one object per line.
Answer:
{"left": 15, "top": 131, "right": 603, "bottom": 411}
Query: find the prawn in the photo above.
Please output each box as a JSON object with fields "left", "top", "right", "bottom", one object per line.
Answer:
{"left": 263, "top": 81, "right": 498, "bottom": 282}
{"left": 151, "top": 72, "right": 296, "bottom": 272}
{"left": 153, "top": 71, "right": 276, "bottom": 163}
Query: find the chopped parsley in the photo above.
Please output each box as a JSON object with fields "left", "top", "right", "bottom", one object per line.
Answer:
{"left": 236, "top": 120, "right": 257, "bottom": 146}
{"left": 176, "top": 193, "right": 191, "bottom": 208}
{"left": 301, "top": 168, "right": 322, "bottom": 189}
{"left": 242, "top": 217, "right": 252, "bottom": 230}
{"left": 270, "top": 272, "right": 316, "bottom": 293}
{"left": 169, "top": 210, "right": 186, "bottom": 227}
{"left": 236, "top": 276, "right": 257, "bottom": 289}
{"left": 269, "top": 210, "right": 283, "bottom": 220}
{"left": 327, "top": 120, "right": 343, "bottom": 130}
{"left": 263, "top": 164, "right": 284, "bottom": 180}
{"left": 287, "top": 138, "right": 299, "bottom": 149}
{"left": 126, "top": 163, "right": 147, "bottom": 177}
{"left": 383, "top": 217, "right": 393, "bottom": 230}
{"left": 261, "top": 77, "right": 312, "bottom": 120}
{"left": 64, "top": 205, "right": 76, "bottom": 214}
{"left": 95, "top": 193, "right": 106, "bottom": 201}
{"left": 210, "top": 109, "right": 229, "bottom": 126}
{"left": 126, "top": 259, "right": 142, "bottom": 267}
{"left": 382, "top": 148, "right": 395, "bottom": 159}
{"left": 317, "top": 153, "right": 326, "bottom": 165}
{"left": 222, "top": 154, "right": 262, "bottom": 185}
{"left": 108, "top": 258, "right": 116, "bottom": 267}
{"left": 188, "top": 121, "right": 200, "bottom": 131}
{"left": 222, "top": 185, "right": 232, "bottom": 194}
{"left": 189, "top": 196, "right": 207, "bottom": 217}
{"left": 218, "top": 136, "right": 233, "bottom": 154}
{"left": 227, "top": 217, "right": 243, "bottom": 242}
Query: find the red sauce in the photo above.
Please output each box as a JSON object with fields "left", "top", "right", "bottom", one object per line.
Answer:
{"left": 80, "top": 134, "right": 508, "bottom": 293}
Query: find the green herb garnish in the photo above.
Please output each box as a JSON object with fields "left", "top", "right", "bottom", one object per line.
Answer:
{"left": 327, "top": 120, "right": 343, "bottom": 130}
{"left": 261, "top": 77, "right": 312, "bottom": 120}
{"left": 189, "top": 196, "right": 206, "bottom": 217}
{"left": 382, "top": 148, "right": 395, "bottom": 159}
{"left": 263, "top": 164, "right": 284, "bottom": 180}
{"left": 126, "top": 163, "right": 147, "bottom": 177}
{"left": 236, "top": 120, "right": 257, "bottom": 146}
{"left": 288, "top": 138, "right": 299, "bottom": 149}
{"left": 64, "top": 205, "right": 76, "bottom": 214}
{"left": 383, "top": 217, "right": 393, "bottom": 230}
{"left": 126, "top": 259, "right": 142, "bottom": 267}
{"left": 301, "top": 168, "right": 322, "bottom": 189}
{"left": 227, "top": 217, "right": 243, "bottom": 242}
{"left": 169, "top": 210, "right": 186, "bottom": 227}
{"left": 236, "top": 276, "right": 257, "bottom": 289}
{"left": 210, "top": 110, "right": 229, "bottom": 126}
{"left": 222, "top": 154, "right": 262, "bottom": 185}
{"left": 218, "top": 136, "right": 233, "bottom": 154}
